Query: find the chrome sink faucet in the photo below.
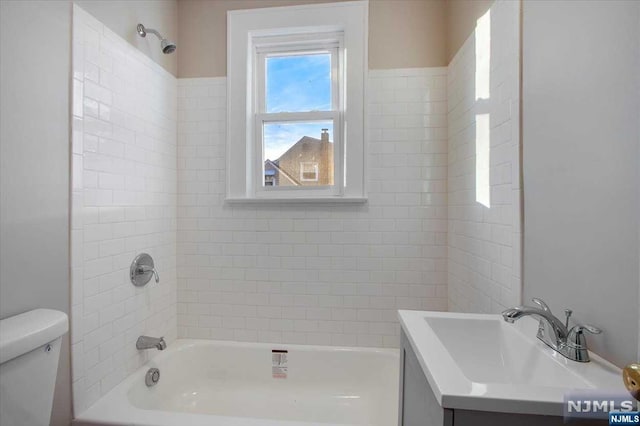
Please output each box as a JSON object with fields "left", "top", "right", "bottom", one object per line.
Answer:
{"left": 502, "top": 298, "right": 601, "bottom": 362}
{"left": 136, "top": 336, "right": 167, "bottom": 351}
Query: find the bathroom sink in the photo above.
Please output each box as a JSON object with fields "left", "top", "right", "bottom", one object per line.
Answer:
{"left": 424, "top": 316, "right": 591, "bottom": 388}
{"left": 399, "top": 310, "right": 625, "bottom": 416}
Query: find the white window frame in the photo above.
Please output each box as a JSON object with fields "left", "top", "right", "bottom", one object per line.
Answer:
{"left": 254, "top": 35, "right": 342, "bottom": 198}
{"left": 227, "top": 1, "right": 368, "bottom": 202}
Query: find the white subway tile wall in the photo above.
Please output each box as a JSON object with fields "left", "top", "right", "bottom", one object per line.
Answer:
{"left": 176, "top": 68, "right": 449, "bottom": 348}
{"left": 447, "top": 0, "right": 522, "bottom": 313}
{"left": 71, "top": 5, "right": 178, "bottom": 413}
{"left": 69, "top": 1, "right": 523, "bottom": 413}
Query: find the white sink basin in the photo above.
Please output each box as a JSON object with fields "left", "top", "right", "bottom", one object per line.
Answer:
{"left": 399, "top": 310, "right": 626, "bottom": 416}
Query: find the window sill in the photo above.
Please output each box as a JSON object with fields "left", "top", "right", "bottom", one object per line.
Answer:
{"left": 224, "top": 197, "right": 368, "bottom": 205}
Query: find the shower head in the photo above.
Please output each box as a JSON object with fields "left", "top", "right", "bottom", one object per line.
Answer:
{"left": 137, "top": 23, "right": 176, "bottom": 55}
{"left": 161, "top": 39, "right": 177, "bottom": 54}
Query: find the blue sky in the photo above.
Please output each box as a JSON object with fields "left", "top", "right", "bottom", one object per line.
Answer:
{"left": 264, "top": 54, "right": 332, "bottom": 160}
{"left": 266, "top": 53, "right": 331, "bottom": 113}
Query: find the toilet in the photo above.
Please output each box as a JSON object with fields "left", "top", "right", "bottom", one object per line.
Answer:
{"left": 0, "top": 309, "right": 68, "bottom": 426}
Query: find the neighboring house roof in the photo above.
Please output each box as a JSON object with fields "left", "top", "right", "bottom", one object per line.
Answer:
{"left": 264, "top": 134, "right": 332, "bottom": 186}
{"left": 264, "top": 159, "right": 300, "bottom": 186}
{"left": 277, "top": 136, "right": 322, "bottom": 160}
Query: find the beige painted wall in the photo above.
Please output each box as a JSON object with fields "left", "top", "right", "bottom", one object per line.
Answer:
{"left": 445, "top": 0, "right": 493, "bottom": 62}
{"left": 74, "top": 0, "right": 485, "bottom": 79}
{"left": 370, "top": 0, "right": 446, "bottom": 70}
{"left": 75, "top": 0, "right": 178, "bottom": 75}
{"left": 177, "top": 0, "right": 446, "bottom": 78}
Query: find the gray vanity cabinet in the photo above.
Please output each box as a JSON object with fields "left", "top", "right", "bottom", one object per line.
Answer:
{"left": 398, "top": 330, "right": 581, "bottom": 426}
{"left": 398, "top": 330, "right": 453, "bottom": 426}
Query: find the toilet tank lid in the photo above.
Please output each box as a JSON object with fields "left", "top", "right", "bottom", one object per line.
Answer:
{"left": 0, "top": 309, "right": 68, "bottom": 364}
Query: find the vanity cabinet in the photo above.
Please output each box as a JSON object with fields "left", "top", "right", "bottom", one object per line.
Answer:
{"left": 398, "top": 330, "right": 453, "bottom": 426}
{"left": 397, "top": 330, "right": 592, "bottom": 426}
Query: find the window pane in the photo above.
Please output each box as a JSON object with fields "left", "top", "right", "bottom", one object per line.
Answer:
{"left": 263, "top": 122, "right": 334, "bottom": 187}
{"left": 266, "top": 53, "right": 331, "bottom": 113}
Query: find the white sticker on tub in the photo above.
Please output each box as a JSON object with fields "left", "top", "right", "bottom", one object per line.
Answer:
{"left": 272, "top": 349, "right": 288, "bottom": 379}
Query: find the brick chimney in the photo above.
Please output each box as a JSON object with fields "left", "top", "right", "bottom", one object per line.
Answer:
{"left": 321, "top": 128, "right": 329, "bottom": 142}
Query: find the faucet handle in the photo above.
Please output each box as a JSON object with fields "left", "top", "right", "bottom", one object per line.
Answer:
{"left": 531, "top": 298, "right": 551, "bottom": 312}
{"left": 567, "top": 323, "right": 602, "bottom": 350}
{"left": 572, "top": 324, "right": 602, "bottom": 335}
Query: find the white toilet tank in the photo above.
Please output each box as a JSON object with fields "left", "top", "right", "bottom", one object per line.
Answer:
{"left": 0, "top": 309, "right": 68, "bottom": 426}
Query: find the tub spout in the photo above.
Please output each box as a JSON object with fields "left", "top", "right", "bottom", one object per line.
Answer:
{"left": 136, "top": 336, "right": 166, "bottom": 351}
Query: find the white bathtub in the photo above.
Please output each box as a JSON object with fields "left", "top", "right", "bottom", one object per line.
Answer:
{"left": 74, "top": 340, "right": 399, "bottom": 426}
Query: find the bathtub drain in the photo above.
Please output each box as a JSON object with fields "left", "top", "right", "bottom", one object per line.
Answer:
{"left": 145, "top": 368, "right": 160, "bottom": 387}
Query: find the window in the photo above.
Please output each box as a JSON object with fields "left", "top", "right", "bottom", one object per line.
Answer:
{"left": 300, "top": 162, "right": 319, "bottom": 182}
{"left": 256, "top": 39, "right": 340, "bottom": 195}
{"left": 227, "top": 1, "right": 368, "bottom": 201}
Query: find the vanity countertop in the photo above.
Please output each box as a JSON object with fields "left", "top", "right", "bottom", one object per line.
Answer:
{"left": 398, "top": 310, "right": 626, "bottom": 416}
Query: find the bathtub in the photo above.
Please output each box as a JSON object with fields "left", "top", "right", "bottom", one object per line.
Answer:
{"left": 74, "top": 339, "right": 399, "bottom": 426}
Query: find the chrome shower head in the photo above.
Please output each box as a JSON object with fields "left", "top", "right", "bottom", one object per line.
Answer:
{"left": 137, "top": 23, "right": 176, "bottom": 55}
{"left": 161, "top": 39, "right": 177, "bottom": 54}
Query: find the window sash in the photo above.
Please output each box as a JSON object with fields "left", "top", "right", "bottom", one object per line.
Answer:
{"left": 253, "top": 36, "right": 343, "bottom": 198}
{"left": 256, "top": 46, "right": 339, "bottom": 114}
{"left": 254, "top": 112, "right": 342, "bottom": 197}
